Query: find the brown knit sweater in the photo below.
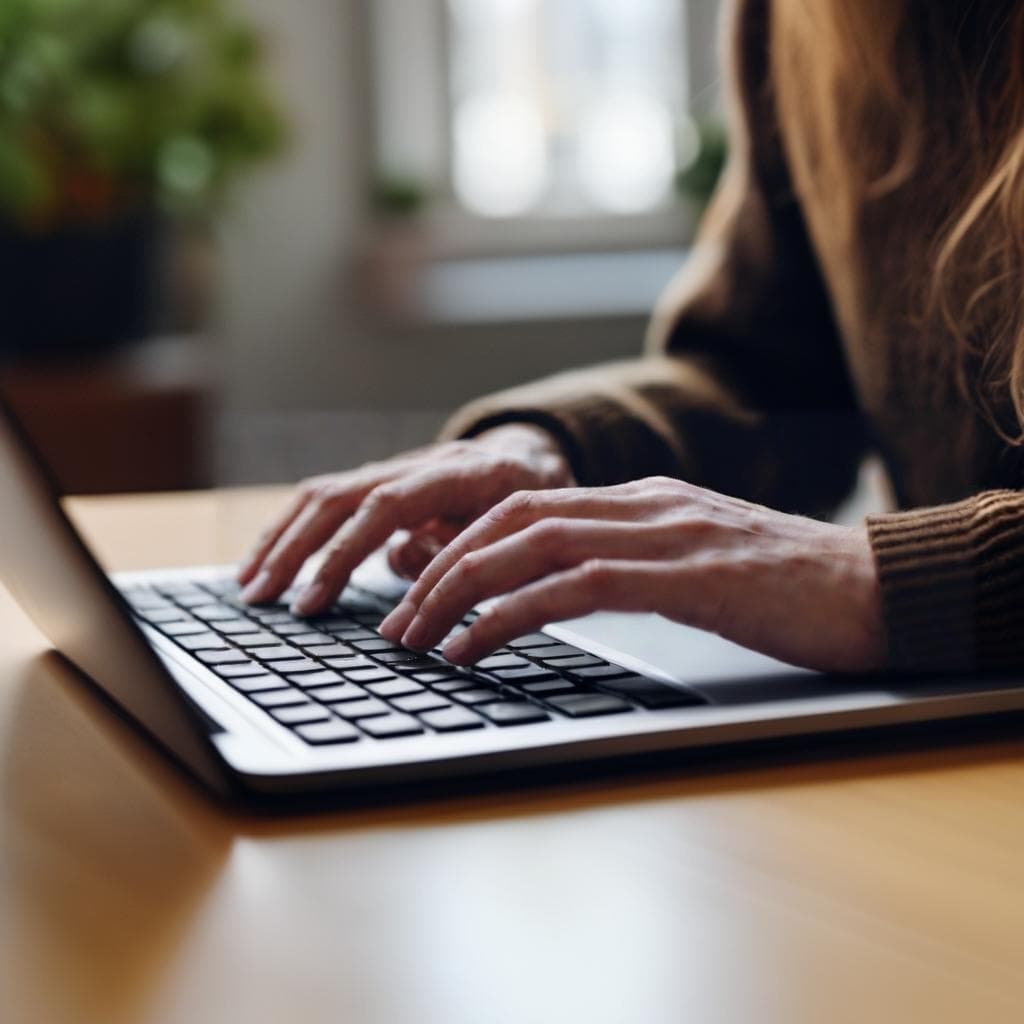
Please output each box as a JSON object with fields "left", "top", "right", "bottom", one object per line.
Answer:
{"left": 441, "top": 0, "right": 1024, "bottom": 674}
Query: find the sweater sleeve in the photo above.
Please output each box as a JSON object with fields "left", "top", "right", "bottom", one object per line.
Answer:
{"left": 440, "top": 0, "right": 868, "bottom": 517}
{"left": 867, "top": 491, "right": 1024, "bottom": 672}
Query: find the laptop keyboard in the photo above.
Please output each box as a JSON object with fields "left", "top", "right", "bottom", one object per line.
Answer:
{"left": 121, "top": 578, "right": 706, "bottom": 746}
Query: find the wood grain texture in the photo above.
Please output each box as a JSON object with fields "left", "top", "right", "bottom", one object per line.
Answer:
{"left": 1, "top": 488, "right": 1022, "bottom": 1024}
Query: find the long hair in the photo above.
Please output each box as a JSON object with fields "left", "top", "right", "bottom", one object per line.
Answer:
{"left": 772, "top": 0, "right": 1024, "bottom": 440}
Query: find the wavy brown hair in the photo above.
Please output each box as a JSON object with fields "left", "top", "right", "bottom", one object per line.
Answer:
{"left": 772, "top": 0, "right": 1024, "bottom": 439}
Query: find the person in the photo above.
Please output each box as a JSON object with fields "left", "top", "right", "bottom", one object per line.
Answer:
{"left": 238, "top": 0, "right": 1024, "bottom": 676}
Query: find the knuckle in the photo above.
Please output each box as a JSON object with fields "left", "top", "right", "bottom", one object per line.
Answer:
{"left": 579, "top": 558, "right": 614, "bottom": 592}
{"left": 363, "top": 485, "right": 402, "bottom": 517}
{"left": 531, "top": 518, "right": 568, "bottom": 550}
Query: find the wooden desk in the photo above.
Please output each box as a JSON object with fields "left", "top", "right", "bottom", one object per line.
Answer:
{"left": 2, "top": 488, "right": 1022, "bottom": 1024}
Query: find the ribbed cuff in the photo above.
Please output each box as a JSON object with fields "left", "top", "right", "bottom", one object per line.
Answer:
{"left": 867, "top": 498, "right": 981, "bottom": 672}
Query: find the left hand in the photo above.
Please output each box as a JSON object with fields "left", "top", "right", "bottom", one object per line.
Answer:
{"left": 378, "top": 477, "right": 886, "bottom": 673}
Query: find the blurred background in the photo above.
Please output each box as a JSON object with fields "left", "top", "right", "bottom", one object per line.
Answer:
{"left": 0, "top": 0, "right": 725, "bottom": 496}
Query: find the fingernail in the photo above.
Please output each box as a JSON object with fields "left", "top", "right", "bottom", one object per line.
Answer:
{"left": 442, "top": 632, "right": 472, "bottom": 664}
{"left": 240, "top": 570, "right": 273, "bottom": 604}
{"left": 379, "top": 600, "right": 416, "bottom": 640}
{"left": 401, "top": 614, "right": 430, "bottom": 650}
{"left": 291, "top": 581, "right": 327, "bottom": 616}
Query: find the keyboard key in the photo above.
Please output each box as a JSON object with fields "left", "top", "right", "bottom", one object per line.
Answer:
{"left": 227, "top": 673, "right": 290, "bottom": 692}
{"left": 211, "top": 619, "right": 262, "bottom": 635}
{"left": 519, "top": 678, "right": 579, "bottom": 696}
{"left": 595, "top": 675, "right": 706, "bottom": 709}
{"left": 476, "top": 701, "right": 550, "bottom": 726}
{"left": 277, "top": 659, "right": 326, "bottom": 675}
{"left": 452, "top": 687, "right": 503, "bottom": 706}
{"left": 172, "top": 591, "right": 216, "bottom": 607}
{"left": 289, "top": 669, "right": 344, "bottom": 688}
{"left": 429, "top": 677, "right": 478, "bottom": 694}
{"left": 350, "top": 637, "right": 402, "bottom": 653}
{"left": 358, "top": 714, "right": 423, "bottom": 738}
{"left": 203, "top": 578, "right": 242, "bottom": 596}
{"left": 394, "top": 656, "right": 448, "bottom": 672}
{"left": 365, "top": 678, "right": 424, "bottom": 699}
{"left": 253, "top": 645, "right": 303, "bottom": 661}
{"left": 212, "top": 662, "right": 274, "bottom": 679}
{"left": 158, "top": 620, "right": 213, "bottom": 637}
{"left": 486, "top": 665, "right": 561, "bottom": 684}
{"left": 343, "top": 667, "right": 400, "bottom": 684}
{"left": 419, "top": 707, "right": 485, "bottom": 732}
{"left": 267, "top": 622, "right": 310, "bottom": 636}
{"left": 176, "top": 633, "right": 228, "bottom": 651}
{"left": 352, "top": 612, "right": 387, "bottom": 627}
{"left": 546, "top": 694, "right": 634, "bottom": 717}
{"left": 139, "top": 607, "right": 190, "bottom": 624}
{"left": 333, "top": 697, "right": 390, "bottom": 720}
{"left": 566, "top": 664, "right": 633, "bottom": 682}
{"left": 373, "top": 650, "right": 429, "bottom": 665}
{"left": 536, "top": 654, "right": 605, "bottom": 670}
{"left": 295, "top": 719, "right": 360, "bottom": 745}
{"left": 290, "top": 632, "right": 334, "bottom": 647}
{"left": 195, "top": 649, "right": 250, "bottom": 665}
{"left": 474, "top": 653, "right": 532, "bottom": 671}
{"left": 309, "top": 617, "right": 359, "bottom": 632}
{"left": 326, "top": 627, "right": 377, "bottom": 641}
{"left": 391, "top": 692, "right": 451, "bottom": 714}
{"left": 248, "top": 610, "right": 298, "bottom": 624}
{"left": 303, "top": 644, "right": 358, "bottom": 659}
{"left": 507, "top": 633, "right": 558, "bottom": 649}
{"left": 324, "top": 655, "right": 379, "bottom": 672}
{"left": 412, "top": 670, "right": 462, "bottom": 684}
{"left": 250, "top": 689, "right": 307, "bottom": 708}
{"left": 270, "top": 703, "right": 332, "bottom": 725}
{"left": 529, "top": 644, "right": 588, "bottom": 661}
{"left": 302, "top": 682, "right": 365, "bottom": 702}
{"left": 234, "top": 632, "right": 283, "bottom": 648}
{"left": 190, "top": 604, "right": 241, "bottom": 621}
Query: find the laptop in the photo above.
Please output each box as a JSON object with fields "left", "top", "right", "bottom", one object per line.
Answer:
{"left": 3, "top": 396, "right": 1024, "bottom": 803}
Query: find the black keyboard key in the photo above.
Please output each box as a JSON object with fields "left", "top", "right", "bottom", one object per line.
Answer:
{"left": 526, "top": 643, "right": 585, "bottom": 660}
{"left": 344, "top": 667, "right": 400, "bottom": 684}
{"left": 176, "top": 632, "right": 229, "bottom": 651}
{"left": 251, "top": 689, "right": 307, "bottom": 708}
{"left": 212, "top": 662, "right": 274, "bottom": 679}
{"left": 303, "top": 644, "right": 358, "bottom": 659}
{"left": 253, "top": 645, "right": 303, "bottom": 661}
{"left": 309, "top": 617, "right": 359, "bottom": 632}
{"left": 333, "top": 697, "right": 390, "bottom": 720}
{"left": 477, "top": 701, "right": 550, "bottom": 726}
{"left": 270, "top": 703, "right": 331, "bottom": 725}
{"left": 374, "top": 650, "right": 429, "bottom": 665}
{"left": 566, "top": 664, "right": 633, "bottom": 682}
{"left": 158, "top": 620, "right": 213, "bottom": 637}
{"left": 267, "top": 622, "right": 310, "bottom": 636}
{"left": 412, "top": 670, "right": 462, "bottom": 684}
{"left": 365, "top": 678, "right": 424, "bottom": 699}
{"left": 249, "top": 610, "right": 299, "bottom": 625}
{"left": 507, "top": 633, "right": 558, "bottom": 649}
{"left": 453, "top": 687, "right": 503, "bottom": 706}
{"left": 227, "top": 673, "right": 290, "bottom": 692}
{"left": 546, "top": 693, "right": 634, "bottom": 718}
{"left": 429, "top": 677, "right": 478, "bottom": 694}
{"left": 290, "top": 632, "right": 334, "bottom": 647}
{"left": 358, "top": 713, "right": 423, "bottom": 738}
{"left": 487, "top": 665, "right": 561, "bottom": 684}
{"left": 595, "top": 675, "right": 706, "bottom": 709}
{"left": 302, "top": 682, "right": 365, "bottom": 702}
{"left": 519, "top": 678, "right": 579, "bottom": 696}
{"left": 420, "top": 707, "right": 484, "bottom": 732}
{"left": 324, "top": 655, "right": 379, "bottom": 672}
{"left": 352, "top": 612, "right": 387, "bottom": 627}
{"left": 295, "top": 719, "right": 360, "bottom": 745}
{"left": 395, "top": 656, "right": 448, "bottom": 672}
{"left": 536, "top": 654, "right": 605, "bottom": 670}
{"left": 195, "top": 649, "right": 250, "bottom": 665}
{"left": 391, "top": 692, "right": 451, "bottom": 714}
{"left": 474, "top": 653, "right": 532, "bottom": 671}
{"left": 326, "top": 627, "right": 378, "bottom": 641}
{"left": 289, "top": 669, "right": 344, "bottom": 688}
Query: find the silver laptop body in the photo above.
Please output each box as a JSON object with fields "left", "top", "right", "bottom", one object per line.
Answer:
{"left": 3, "top": 397, "right": 1024, "bottom": 801}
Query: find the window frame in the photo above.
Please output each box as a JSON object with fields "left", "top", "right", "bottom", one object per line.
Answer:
{"left": 365, "top": 0, "right": 722, "bottom": 260}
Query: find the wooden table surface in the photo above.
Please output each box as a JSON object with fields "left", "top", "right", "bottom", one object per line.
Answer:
{"left": 2, "top": 488, "right": 1022, "bottom": 1024}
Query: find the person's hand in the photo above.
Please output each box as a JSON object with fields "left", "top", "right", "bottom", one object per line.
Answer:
{"left": 379, "top": 477, "right": 886, "bottom": 674}
{"left": 236, "top": 423, "right": 576, "bottom": 614}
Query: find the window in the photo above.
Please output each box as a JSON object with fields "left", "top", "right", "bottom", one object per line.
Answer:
{"left": 368, "top": 0, "right": 721, "bottom": 254}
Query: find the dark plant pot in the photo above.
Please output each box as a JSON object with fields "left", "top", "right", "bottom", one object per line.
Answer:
{"left": 0, "top": 209, "right": 158, "bottom": 361}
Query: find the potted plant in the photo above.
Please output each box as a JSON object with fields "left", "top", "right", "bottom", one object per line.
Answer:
{"left": 0, "top": 0, "right": 284, "bottom": 358}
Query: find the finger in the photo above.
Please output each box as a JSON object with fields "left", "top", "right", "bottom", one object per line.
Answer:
{"left": 441, "top": 559, "right": 674, "bottom": 664}
{"left": 291, "top": 466, "right": 500, "bottom": 615}
{"left": 236, "top": 487, "right": 314, "bottom": 586}
{"left": 394, "top": 487, "right": 635, "bottom": 629}
{"left": 387, "top": 521, "right": 463, "bottom": 580}
{"left": 401, "top": 518, "right": 676, "bottom": 651}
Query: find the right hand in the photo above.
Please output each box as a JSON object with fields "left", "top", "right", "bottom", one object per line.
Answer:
{"left": 236, "top": 423, "right": 576, "bottom": 615}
